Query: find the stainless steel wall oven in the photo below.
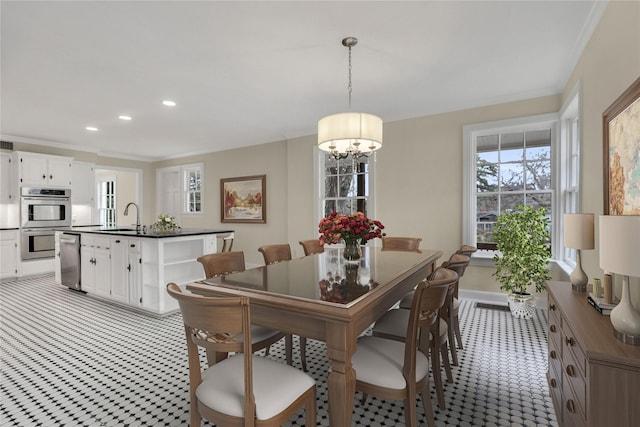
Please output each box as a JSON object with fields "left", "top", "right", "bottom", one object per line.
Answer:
{"left": 20, "top": 187, "right": 71, "bottom": 260}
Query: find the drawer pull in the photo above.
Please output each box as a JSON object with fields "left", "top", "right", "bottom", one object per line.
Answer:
{"left": 566, "top": 337, "right": 575, "bottom": 347}
{"left": 550, "top": 350, "right": 557, "bottom": 359}
{"left": 550, "top": 324, "right": 557, "bottom": 333}
{"left": 566, "top": 365, "right": 576, "bottom": 377}
{"left": 550, "top": 378, "right": 557, "bottom": 388}
{"left": 567, "top": 399, "right": 576, "bottom": 413}
{"left": 550, "top": 304, "right": 556, "bottom": 311}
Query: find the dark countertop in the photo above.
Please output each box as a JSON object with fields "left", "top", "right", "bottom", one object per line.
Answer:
{"left": 56, "top": 226, "right": 234, "bottom": 238}
{"left": 0, "top": 227, "right": 19, "bottom": 230}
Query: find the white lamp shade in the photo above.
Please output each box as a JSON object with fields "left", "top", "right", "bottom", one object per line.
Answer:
{"left": 599, "top": 215, "right": 640, "bottom": 277}
{"left": 563, "top": 213, "right": 595, "bottom": 249}
{"left": 318, "top": 112, "right": 383, "bottom": 154}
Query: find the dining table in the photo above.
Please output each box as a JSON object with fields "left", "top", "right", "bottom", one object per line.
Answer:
{"left": 187, "top": 245, "right": 442, "bottom": 426}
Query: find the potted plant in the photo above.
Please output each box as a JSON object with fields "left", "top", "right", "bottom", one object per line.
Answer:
{"left": 493, "top": 204, "right": 551, "bottom": 319}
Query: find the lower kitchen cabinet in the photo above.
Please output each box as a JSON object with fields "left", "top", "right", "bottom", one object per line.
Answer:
{"left": 110, "top": 238, "right": 140, "bottom": 304}
{"left": 547, "top": 281, "right": 640, "bottom": 426}
{"left": 0, "top": 229, "right": 19, "bottom": 279}
{"left": 80, "top": 235, "right": 111, "bottom": 296}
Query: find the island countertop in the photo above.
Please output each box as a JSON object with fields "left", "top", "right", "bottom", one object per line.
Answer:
{"left": 56, "top": 226, "right": 234, "bottom": 238}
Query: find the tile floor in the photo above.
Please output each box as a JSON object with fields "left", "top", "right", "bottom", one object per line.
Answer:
{"left": 0, "top": 275, "right": 558, "bottom": 426}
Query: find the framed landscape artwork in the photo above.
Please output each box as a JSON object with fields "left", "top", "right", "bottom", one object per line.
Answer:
{"left": 221, "top": 175, "right": 266, "bottom": 223}
{"left": 603, "top": 76, "right": 640, "bottom": 215}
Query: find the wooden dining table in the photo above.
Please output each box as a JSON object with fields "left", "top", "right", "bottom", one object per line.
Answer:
{"left": 187, "top": 246, "right": 442, "bottom": 426}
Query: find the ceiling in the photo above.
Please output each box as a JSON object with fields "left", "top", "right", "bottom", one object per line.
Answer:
{"left": 0, "top": 1, "right": 606, "bottom": 162}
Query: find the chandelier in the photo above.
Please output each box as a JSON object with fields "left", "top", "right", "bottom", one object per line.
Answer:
{"left": 318, "top": 37, "right": 383, "bottom": 160}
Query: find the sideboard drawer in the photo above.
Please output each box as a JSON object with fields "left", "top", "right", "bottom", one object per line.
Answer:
{"left": 562, "top": 320, "right": 586, "bottom": 377}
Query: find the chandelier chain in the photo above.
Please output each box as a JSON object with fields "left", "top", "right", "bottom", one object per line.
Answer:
{"left": 347, "top": 44, "right": 352, "bottom": 111}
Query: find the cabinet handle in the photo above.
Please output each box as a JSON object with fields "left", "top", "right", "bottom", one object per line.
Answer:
{"left": 130, "top": 244, "right": 136, "bottom": 248}
{"left": 549, "top": 304, "right": 556, "bottom": 311}
{"left": 50, "top": 174, "right": 53, "bottom": 179}
{"left": 566, "top": 365, "right": 576, "bottom": 377}
{"left": 549, "top": 378, "right": 557, "bottom": 388}
{"left": 550, "top": 350, "right": 557, "bottom": 359}
{"left": 127, "top": 264, "right": 131, "bottom": 272}
{"left": 566, "top": 337, "right": 575, "bottom": 347}
{"left": 549, "top": 324, "right": 556, "bottom": 333}
{"left": 115, "top": 240, "right": 121, "bottom": 243}
{"left": 566, "top": 399, "right": 576, "bottom": 413}
{"left": 42, "top": 174, "right": 46, "bottom": 180}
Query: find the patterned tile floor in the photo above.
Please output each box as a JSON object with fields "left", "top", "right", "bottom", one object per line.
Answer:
{"left": 0, "top": 275, "right": 558, "bottom": 426}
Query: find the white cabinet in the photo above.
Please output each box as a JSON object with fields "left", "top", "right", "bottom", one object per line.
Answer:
{"left": 54, "top": 231, "right": 61, "bottom": 284}
{"left": 0, "top": 229, "right": 19, "bottom": 279}
{"left": 0, "top": 153, "right": 18, "bottom": 203}
{"left": 80, "top": 235, "right": 110, "bottom": 296}
{"left": 71, "top": 161, "right": 95, "bottom": 204}
{"left": 17, "top": 151, "right": 72, "bottom": 188}
{"left": 110, "top": 237, "right": 141, "bottom": 305}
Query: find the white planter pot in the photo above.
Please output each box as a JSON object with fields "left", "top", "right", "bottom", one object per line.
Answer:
{"left": 507, "top": 293, "right": 536, "bottom": 319}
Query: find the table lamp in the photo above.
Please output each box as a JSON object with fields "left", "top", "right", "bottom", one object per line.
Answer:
{"left": 563, "top": 213, "right": 594, "bottom": 292}
{"left": 599, "top": 215, "right": 640, "bottom": 345}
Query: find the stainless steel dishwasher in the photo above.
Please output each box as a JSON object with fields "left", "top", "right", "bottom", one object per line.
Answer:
{"left": 60, "top": 233, "right": 81, "bottom": 290}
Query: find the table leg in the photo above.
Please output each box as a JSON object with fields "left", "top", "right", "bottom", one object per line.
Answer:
{"left": 326, "top": 325, "right": 356, "bottom": 427}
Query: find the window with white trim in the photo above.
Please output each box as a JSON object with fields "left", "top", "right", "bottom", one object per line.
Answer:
{"left": 316, "top": 152, "right": 376, "bottom": 227}
{"left": 184, "top": 164, "right": 202, "bottom": 214}
{"left": 463, "top": 113, "right": 558, "bottom": 257}
{"left": 560, "top": 89, "right": 581, "bottom": 266}
{"left": 97, "top": 178, "right": 116, "bottom": 227}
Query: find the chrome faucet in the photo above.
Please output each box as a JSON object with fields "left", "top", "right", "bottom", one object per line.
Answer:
{"left": 123, "top": 202, "right": 141, "bottom": 233}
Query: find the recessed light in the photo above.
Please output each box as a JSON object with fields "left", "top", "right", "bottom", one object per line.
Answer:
{"left": 85, "top": 126, "right": 99, "bottom": 132}
{"left": 119, "top": 115, "right": 132, "bottom": 121}
{"left": 162, "top": 100, "right": 177, "bottom": 107}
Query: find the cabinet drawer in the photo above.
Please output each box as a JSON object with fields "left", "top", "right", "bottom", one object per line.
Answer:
{"left": 562, "top": 371, "right": 585, "bottom": 426}
{"left": 562, "top": 320, "right": 586, "bottom": 376}
{"left": 548, "top": 313, "right": 562, "bottom": 353}
{"left": 548, "top": 295, "right": 561, "bottom": 329}
{"left": 548, "top": 337, "right": 562, "bottom": 382}
{"left": 547, "top": 371, "right": 562, "bottom": 422}
{"left": 563, "top": 354, "right": 586, "bottom": 420}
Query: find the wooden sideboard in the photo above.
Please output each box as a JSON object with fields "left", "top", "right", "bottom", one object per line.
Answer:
{"left": 547, "top": 281, "right": 640, "bottom": 426}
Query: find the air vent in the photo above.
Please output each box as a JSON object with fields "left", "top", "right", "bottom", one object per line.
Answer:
{"left": 0, "top": 140, "right": 14, "bottom": 151}
{"left": 475, "top": 302, "right": 510, "bottom": 311}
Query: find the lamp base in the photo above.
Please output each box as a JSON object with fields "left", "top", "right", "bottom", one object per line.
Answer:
{"left": 609, "top": 274, "right": 640, "bottom": 346}
{"left": 570, "top": 249, "right": 588, "bottom": 292}
{"left": 613, "top": 329, "right": 640, "bottom": 346}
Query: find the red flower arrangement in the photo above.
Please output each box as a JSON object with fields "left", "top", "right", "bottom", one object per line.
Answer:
{"left": 318, "top": 211, "right": 385, "bottom": 246}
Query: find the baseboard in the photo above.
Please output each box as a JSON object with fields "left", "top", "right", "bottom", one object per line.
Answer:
{"left": 459, "top": 289, "right": 547, "bottom": 309}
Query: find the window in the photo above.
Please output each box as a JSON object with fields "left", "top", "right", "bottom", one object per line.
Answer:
{"left": 97, "top": 178, "right": 116, "bottom": 227}
{"left": 184, "top": 164, "right": 202, "bottom": 213}
{"left": 463, "top": 113, "right": 558, "bottom": 256}
{"left": 316, "top": 152, "right": 376, "bottom": 225}
{"left": 559, "top": 88, "right": 581, "bottom": 266}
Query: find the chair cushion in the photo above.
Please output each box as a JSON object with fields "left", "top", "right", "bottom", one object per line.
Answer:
{"left": 352, "top": 336, "right": 429, "bottom": 389}
{"left": 196, "top": 355, "right": 315, "bottom": 420}
{"left": 372, "top": 309, "right": 410, "bottom": 339}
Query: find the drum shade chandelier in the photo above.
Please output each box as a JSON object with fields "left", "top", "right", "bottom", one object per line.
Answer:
{"left": 318, "top": 37, "right": 383, "bottom": 160}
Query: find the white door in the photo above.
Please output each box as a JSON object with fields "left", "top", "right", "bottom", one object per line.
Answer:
{"left": 156, "top": 167, "right": 181, "bottom": 220}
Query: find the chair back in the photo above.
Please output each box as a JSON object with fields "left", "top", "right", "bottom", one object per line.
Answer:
{"left": 381, "top": 236, "right": 422, "bottom": 252}
{"left": 166, "top": 283, "right": 256, "bottom": 421}
{"left": 403, "top": 279, "right": 450, "bottom": 382}
{"left": 197, "top": 251, "right": 246, "bottom": 279}
{"left": 258, "top": 244, "right": 292, "bottom": 265}
{"left": 426, "top": 266, "right": 459, "bottom": 321}
{"left": 220, "top": 235, "right": 234, "bottom": 252}
{"left": 456, "top": 245, "right": 477, "bottom": 257}
{"left": 442, "top": 253, "right": 470, "bottom": 278}
{"left": 299, "top": 239, "right": 324, "bottom": 256}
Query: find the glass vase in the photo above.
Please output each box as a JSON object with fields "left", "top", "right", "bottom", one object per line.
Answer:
{"left": 343, "top": 239, "right": 362, "bottom": 262}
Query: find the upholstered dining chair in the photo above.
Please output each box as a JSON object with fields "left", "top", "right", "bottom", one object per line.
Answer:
{"left": 166, "top": 283, "right": 317, "bottom": 427}
{"left": 257, "top": 244, "right": 307, "bottom": 372}
{"left": 456, "top": 244, "right": 477, "bottom": 257}
{"left": 381, "top": 236, "right": 423, "bottom": 252}
{"left": 196, "top": 252, "right": 285, "bottom": 362}
{"left": 352, "top": 279, "right": 449, "bottom": 427}
{"left": 372, "top": 267, "right": 459, "bottom": 411}
{"left": 441, "top": 253, "right": 471, "bottom": 355}
{"left": 299, "top": 239, "right": 324, "bottom": 256}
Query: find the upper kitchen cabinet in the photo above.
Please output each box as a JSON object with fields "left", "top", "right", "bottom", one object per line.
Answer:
{"left": 16, "top": 151, "right": 72, "bottom": 188}
{"left": 71, "top": 161, "right": 95, "bottom": 204}
{"left": 0, "top": 152, "right": 18, "bottom": 203}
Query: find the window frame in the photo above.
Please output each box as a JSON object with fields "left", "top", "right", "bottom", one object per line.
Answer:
{"left": 314, "top": 149, "right": 377, "bottom": 240}
{"left": 182, "top": 163, "right": 203, "bottom": 215}
{"left": 463, "top": 112, "right": 559, "bottom": 264}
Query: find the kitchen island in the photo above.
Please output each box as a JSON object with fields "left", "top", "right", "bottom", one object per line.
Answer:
{"left": 55, "top": 227, "right": 233, "bottom": 315}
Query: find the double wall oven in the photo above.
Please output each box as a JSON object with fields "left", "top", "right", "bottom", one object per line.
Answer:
{"left": 21, "top": 187, "right": 71, "bottom": 260}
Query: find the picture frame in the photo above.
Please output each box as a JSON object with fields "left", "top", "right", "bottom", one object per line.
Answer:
{"left": 221, "top": 175, "right": 266, "bottom": 223}
{"left": 603, "top": 76, "right": 640, "bottom": 215}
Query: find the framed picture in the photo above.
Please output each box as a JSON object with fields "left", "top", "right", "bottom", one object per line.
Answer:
{"left": 221, "top": 175, "right": 266, "bottom": 223}
{"left": 603, "top": 76, "right": 640, "bottom": 215}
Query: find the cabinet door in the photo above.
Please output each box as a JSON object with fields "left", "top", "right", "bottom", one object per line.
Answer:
{"left": 93, "top": 247, "right": 111, "bottom": 298}
{"left": 0, "top": 153, "right": 17, "bottom": 203}
{"left": 54, "top": 232, "right": 61, "bottom": 284}
{"left": 19, "top": 155, "right": 49, "bottom": 187}
{"left": 47, "top": 157, "right": 72, "bottom": 187}
{"left": 128, "top": 240, "right": 142, "bottom": 306}
{"left": 71, "top": 162, "right": 95, "bottom": 204}
{"left": 80, "top": 246, "right": 95, "bottom": 293}
{"left": 0, "top": 239, "right": 18, "bottom": 278}
{"left": 109, "top": 238, "right": 128, "bottom": 303}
